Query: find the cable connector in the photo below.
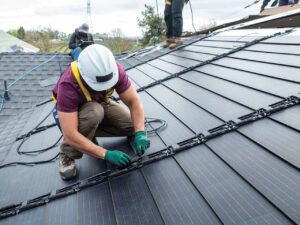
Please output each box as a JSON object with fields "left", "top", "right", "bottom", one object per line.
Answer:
{"left": 197, "top": 133, "right": 207, "bottom": 143}
{"left": 164, "top": 145, "right": 175, "bottom": 156}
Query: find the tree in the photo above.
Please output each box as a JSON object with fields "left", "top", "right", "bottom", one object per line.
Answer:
{"left": 102, "top": 28, "right": 135, "bottom": 54}
{"left": 6, "top": 26, "right": 71, "bottom": 52}
{"left": 137, "top": 4, "right": 166, "bottom": 47}
{"left": 17, "top": 26, "right": 25, "bottom": 40}
{"left": 24, "top": 28, "right": 52, "bottom": 52}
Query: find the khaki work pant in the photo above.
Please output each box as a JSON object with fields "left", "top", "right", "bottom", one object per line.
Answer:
{"left": 60, "top": 101, "right": 134, "bottom": 159}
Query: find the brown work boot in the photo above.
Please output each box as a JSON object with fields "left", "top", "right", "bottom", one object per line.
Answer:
{"left": 59, "top": 153, "right": 77, "bottom": 180}
{"left": 169, "top": 37, "right": 183, "bottom": 49}
{"left": 162, "top": 37, "right": 174, "bottom": 48}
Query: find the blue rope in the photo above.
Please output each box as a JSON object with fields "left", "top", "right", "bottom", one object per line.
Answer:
{"left": 0, "top": 53, "right": 59, "bottom": 112}
{"left": 7, "top": 54, "right": 58, "bottom": 89}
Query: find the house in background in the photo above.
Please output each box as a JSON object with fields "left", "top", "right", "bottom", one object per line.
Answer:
{"left": 0, "top": 30, "right": 39, "bottom": 53}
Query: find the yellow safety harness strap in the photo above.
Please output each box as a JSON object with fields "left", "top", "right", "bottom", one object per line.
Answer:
{"left": 71, "top": 61, "right": 92, "bottom": 102}
{"left": 52, "top": 62, "right": 114, "bottom": 105}
{"left": 52, "top": 94, "right": 57, "bottom": 104}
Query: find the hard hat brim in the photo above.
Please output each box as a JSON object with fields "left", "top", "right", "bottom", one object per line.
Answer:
{"left": 78, "top": 29, "right": 89, "bottom": 33}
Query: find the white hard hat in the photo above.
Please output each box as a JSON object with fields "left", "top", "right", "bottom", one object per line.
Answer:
{"left": 78, "top": 44, "right": 118, "bottom": 91}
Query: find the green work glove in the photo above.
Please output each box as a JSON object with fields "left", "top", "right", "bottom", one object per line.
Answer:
{"left": 133, "top": 131, "right": 150, "bottom": 156}
{"left": 104, "top": 150, "right": 131, "bottom": 166}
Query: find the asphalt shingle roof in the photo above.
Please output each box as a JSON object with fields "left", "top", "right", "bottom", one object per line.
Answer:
{"left": 0, "top": 53, "right": 71, "bottom": 125}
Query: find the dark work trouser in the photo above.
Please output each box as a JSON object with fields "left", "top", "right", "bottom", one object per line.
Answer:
{"left": 60, "top": 101, "right": 134, "bottom": 159}
{"left": 164, "top": 0, "right": 185, "bottom": 38}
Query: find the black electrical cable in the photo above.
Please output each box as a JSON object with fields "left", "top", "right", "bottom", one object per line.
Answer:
{"left": 16, "top": 110, "right": 53, "bottom": 141}
{"left": 1, "top": 112, "right": 167, "bottom": 168}
{"left": 16, "top": 135, "right": 62, "bottom": 155}
{"left": 15, "top": 109, "right": 62, "bottom": 155}
{"left": 0, "top": 153, "right": 59, "bottom": 169}
{"left": 145, "top": 117, "right": 167, "bottom": 135}
{"left": 0, "top": 109, "right": 62, "bottom": 169}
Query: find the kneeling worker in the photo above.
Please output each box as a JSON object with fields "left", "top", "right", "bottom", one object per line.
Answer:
{"left": 69, "top": 23, "right": 94, "bottom": 60}
{"left": 52, "top": 44, "right": 150, "bottom": 180}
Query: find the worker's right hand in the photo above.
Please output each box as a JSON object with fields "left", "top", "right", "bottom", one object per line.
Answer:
{"left": 104, "top": 150, "right": 131, "bottom": 167}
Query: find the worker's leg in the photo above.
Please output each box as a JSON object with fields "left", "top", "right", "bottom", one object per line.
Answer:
{"left": 279, "top": 0, "right": 289, "bottom": 5}
{"left": 172, "top": 0, "right": 184, "bottom": 37}
{"left": 70, "top": 47, "right": 82, "bottom": 61}
{"left": 169, "top": 0, "right": 185, "bottom": 49}
{"left": 95, "top": 101, "right": 134, "bottom": 137}
{"left": 60, "top": 102, "right": 104, "bottom": 159}
{"left": 164, "top": 2, "right": 174, "bottom": 39}
{"left": 261, "top": 0, "right": 272, "bottom": 12}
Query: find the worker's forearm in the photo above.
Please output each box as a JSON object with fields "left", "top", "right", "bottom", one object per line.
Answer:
{"left": 129, "top": 101, "right": 145, "bottom": 132}
{"left": 64, "top": 131, "right": 106, "bottom": 159}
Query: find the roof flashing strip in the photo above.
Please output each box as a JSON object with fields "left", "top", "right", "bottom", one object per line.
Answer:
{"left": 0, "top": 95, "right": 299, "bottom": 221}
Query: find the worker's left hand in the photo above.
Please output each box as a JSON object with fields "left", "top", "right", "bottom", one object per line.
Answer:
{"left": 133, "top": 131, "right": 150, "bottom": 156}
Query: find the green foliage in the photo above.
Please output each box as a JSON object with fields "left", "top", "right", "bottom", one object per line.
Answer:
{"left": 137, "top": 4, "right": 166, "bottom": 47}
{"left": 100, "top": 28, "right": 137, "bottom": 54}
{"left": 6, "top": 26, "right": 137, "bottom": 53}
{"left": 17, "top": 26, "right": 25, "bottom": 40}
{"left": 7, "top": 26, "right": 69, "bottom": 52}
{"left": 7, "top": 30, "right": 18, "bottom": 38}
{"left": 23, "top": 29, "right": 52, "bottom": 52}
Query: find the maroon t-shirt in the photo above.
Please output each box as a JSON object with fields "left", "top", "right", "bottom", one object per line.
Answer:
{"left": 52, "top": 63, "right": 131, "bottom": 112}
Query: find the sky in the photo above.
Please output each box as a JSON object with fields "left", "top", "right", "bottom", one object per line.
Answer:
{"left": 0, "top": 0, "right": 262, "bottom": 37}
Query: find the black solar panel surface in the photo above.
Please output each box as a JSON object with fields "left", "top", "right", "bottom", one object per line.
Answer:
{"left": 206, "top": 132, "right": 300, "bottom": 223}
{"left": 1, "top": 29, "right": 300, "bottom": 225}
{"left": 143, "top": 158, "right": 222, "bottom": 225}
{"left": 110, "top": 171, "right": 164, "bottom": 225}
{"left": 175, "top": 145, "right": 294, "bottom": 225}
